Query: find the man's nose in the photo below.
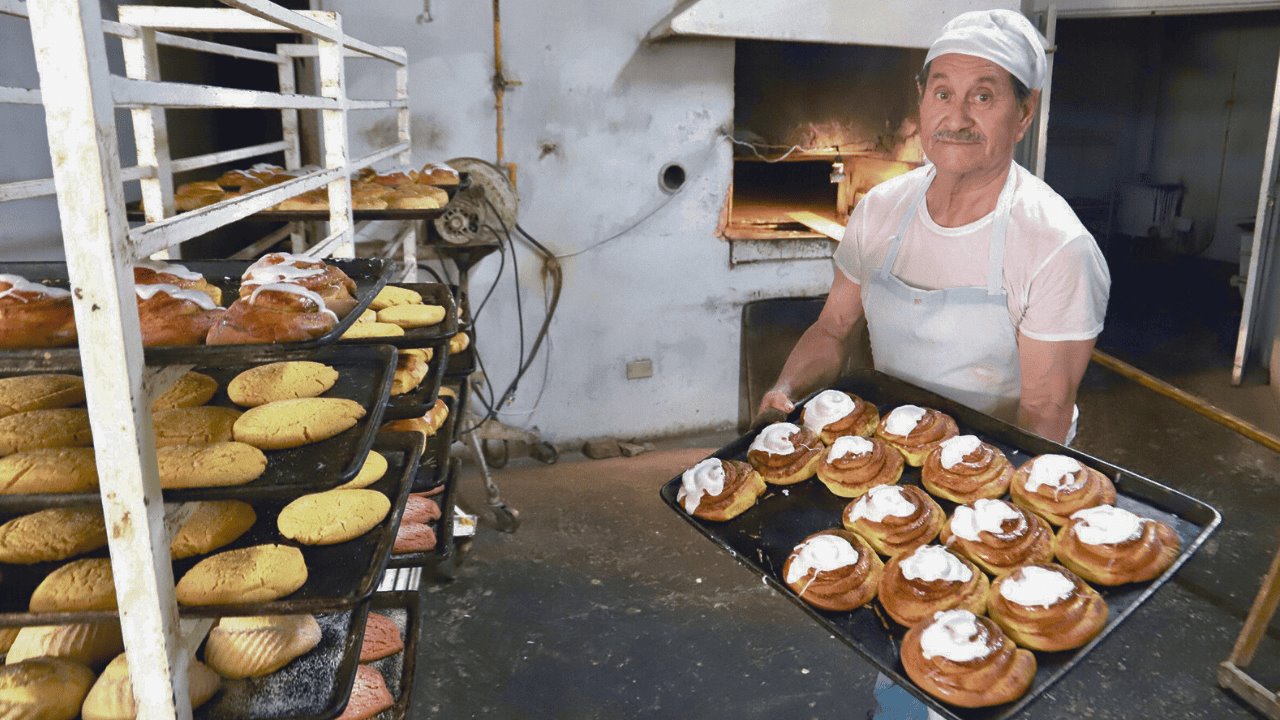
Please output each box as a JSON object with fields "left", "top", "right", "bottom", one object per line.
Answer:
{"left": 940, "top": 99, "right": 975, "bottom": 128}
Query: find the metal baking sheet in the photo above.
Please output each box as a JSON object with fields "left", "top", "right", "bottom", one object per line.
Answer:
{"left": 0, "top": 344, "right": 397, "bottom": 510}
{"left": 443, "top": 344, "right": 474, "bottom": 379}
{"left": 386, "top": 457, "right": 457, "bottom": 569}
{"left": 196, "top": 600, "right": 372, "bottom": 720}
{"left": 446, "top": 283, "right": 471, "bottom": 332}
{"left": 410, "top": 392, "right": 460, "bottom": 493}
{"left": 368, "top": 590, "right": 421, "bottom": 720}
{"left": 0, "top": 432, "right": 422, "bottom": 627}
{"left": 659, "top": 369, "right": 1221, "bottom": 720}
{"left": 341, "top": 283, "right": 459, "bottom": 351}
{"left": 0, "top": 258, "right": 389, "bottom": 370}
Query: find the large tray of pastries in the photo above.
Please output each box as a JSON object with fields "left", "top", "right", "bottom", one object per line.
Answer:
{"left": 660, "top": 369, "right": 1220, "bottom": 720}
{"left": 385, "top": 457, "right": 456, "bottom": 570}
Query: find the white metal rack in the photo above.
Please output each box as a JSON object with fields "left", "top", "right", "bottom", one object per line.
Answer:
{"left": 0, "top": 1, "right": 418, "bottom": 717}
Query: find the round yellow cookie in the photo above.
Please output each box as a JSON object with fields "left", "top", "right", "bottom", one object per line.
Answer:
{"left": 377, "top": 304, "right": 445, "bottom": 329}
{"left": 277, "top": 489, "right": 390, "bottom": 545}
{"left": 369, "top": 285, "right": 423, "bottom": 310}
{"left": 341, "top": 322, "right": 405, "bottom": 340}
{"left": 339, "top": 450, "right": 388, "bottom": 489}
{"left": 0, "top": 447, "right": 98, "bottom": 494}
{"left": 153, "top": 406, "right": 241, "bottom": 447}
{"left": 175, "top": 544, "right": 307, "bottom": 606}
{"left": 233, "top": 398, "right": 365, "bottom": 450}
{"left": 0, "top": 374, "right": 85, "bottom": 418}
{"left": 152, "top": 371, "right": 218, "bottom": 411}
{"left": 0, "top": 507, "right": 106, "bottom": 564}
{"left": 157, "top": 442, "right": 267, "bottom": 489}
{"left": 227, "top": 361, "right": 339, "bottom": 407}
{"left": 30, "top": 557, "right": 116, "bottom": 612}
{"left": 0, "top": 409, "right": 92, "bottom": 457}
{"left": 169, "top": 500, "right": 257, "bottom": 560}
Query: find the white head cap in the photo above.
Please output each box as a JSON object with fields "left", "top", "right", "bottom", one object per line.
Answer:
{"left": 924, "top": 9, "right": 1048, "bottom": 91}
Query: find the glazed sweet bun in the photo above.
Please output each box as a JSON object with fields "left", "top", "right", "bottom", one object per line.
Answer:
{"left": 901, "top": 609, "right": 1036, "bottom": 708}
{"left": 841, "top": 484, "right": 944, "bottom": 557}
{"left": 206, "top": 283, "right": 338, "bottom": 345}
{"left": 799, "top": 389, "right": 879, "bottom": 443}
{"left": 921, "top": 435, "right": 1013, "bottom": 503}
{"left": 0, "top": 274, "right": 76, "bottom": 349}
{"left": 133, "top": 259, "right": 222, "bottom": 304}
{"left": 746, "top": 422, "right": 823, "bottom": 485}
{"left": 135, "top": 284, "right": 225, "bottom": 346}
{"left": 875, "top": 405, "right": 959, "bottom": 467}
{"left": 878, "top": 544, "right": 989, "bottom": 627}
{"left": 1055, "top": 505, "right": 1181, "bottom": 585}
{"left": 987, "top": 563, "right": 1108, "bottom": 651}
{"left": 676, "top": 457, "right": 766, "bottom": 522}
{"left": 781, "top": 529, "right": 883, "bottom": 612}
{"left": 940, "top": 499, "right": 1055, "bottom": 576}
{"left": 238, "top": 252, "right": 358, "bottom": 316}
{"left": 815, "top": 435, "right": 903, "bottom": 498}
{"left": 1010, "top": 454, "right": 1116, "bottom": 526}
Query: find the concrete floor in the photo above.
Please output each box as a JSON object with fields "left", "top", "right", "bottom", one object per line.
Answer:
{"left": 414, "top": 254, "right": 1280, "bottom": 719}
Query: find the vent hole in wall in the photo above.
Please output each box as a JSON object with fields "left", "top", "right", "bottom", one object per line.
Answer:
{"left": 659, "top": 163, "right": 686, "bottom": 193}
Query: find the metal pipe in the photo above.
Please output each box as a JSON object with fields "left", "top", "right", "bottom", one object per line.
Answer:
{"left": 492, "top": 0, "right": 505, "bottom": 166}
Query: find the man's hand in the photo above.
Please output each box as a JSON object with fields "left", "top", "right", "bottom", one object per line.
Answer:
{"left": 754, "top": 387, "right": 795, "bottom": 428}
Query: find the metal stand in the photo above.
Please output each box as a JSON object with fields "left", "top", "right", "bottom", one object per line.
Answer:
{"left": 1219, "top": 542, "right": 1280, "bottom": 719}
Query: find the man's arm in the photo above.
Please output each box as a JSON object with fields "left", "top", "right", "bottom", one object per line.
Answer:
{"left": 756, "top": 272, "right": 865, "bottom": 423}
{"left": 1017, "top": 334, "right": 1095, "bottom": 442}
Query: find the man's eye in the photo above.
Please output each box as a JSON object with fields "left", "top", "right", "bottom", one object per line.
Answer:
{"left": 976, "top": 93, "right": 992, "bottom": 103}
{"left": 935, "top": 90, "right": 949, "bottom": 101}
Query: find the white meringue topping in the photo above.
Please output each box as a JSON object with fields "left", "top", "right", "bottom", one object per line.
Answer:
{"left": 785, "top": 534, "right": 858, "bottom": 585}
{"left": 999, "top": 565, "right": 1075, "bottom": 608}
{"left": 802, "top": 390, "right": 857, "bottom": 435}
{"left": 940, "top": 435, "right": 983, "bottom": 469}
{"left": 884, "top": 405, "right": 927, "bottom": 436}
{"left": 1025, "top": 454, "right": 1084, "bottom": 493}
{"left": 949, "top": 499, "right": 1022, "bottom": 542}
{"left": 827, "top": 435, "right": 874, "bottom": 462}
{"left": 900, "top": 545, "right": 973, "bottom": 583}
{"left": 677, "top": 458, "right": 726, "bottom": 514}
{"left": 920, "top": 609, "right": 993, "bottom": 662}
{"left": 135, "top": 259, "right": 202, "bottom": 281}
{"left": 1070, "top": 505, "right": 1146, "bottom": 545}
{"left": 846, "top": 485, "right": 917, "bottom": 523}
{"left": 750, "top": 422, "right": 801, "bottom": 455}
{"left": 135, "top": 283, "right": 218, "bottom": 310}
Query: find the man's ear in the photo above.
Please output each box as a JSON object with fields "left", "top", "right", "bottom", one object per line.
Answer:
{"left": 1015, "top": 89, "right": 1041, "bottom": 141}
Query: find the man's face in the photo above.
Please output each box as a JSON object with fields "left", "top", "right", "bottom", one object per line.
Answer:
{"left": 918, "top": 53, "right": 1037, "bottom": 180}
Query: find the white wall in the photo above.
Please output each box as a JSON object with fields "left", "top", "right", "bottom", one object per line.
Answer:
{"left": 330, "top": 0, "right": 834, "bottom": 442}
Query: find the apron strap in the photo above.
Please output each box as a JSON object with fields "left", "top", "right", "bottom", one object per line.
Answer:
{"left": 879, "top": 168, "right": 934, "bottom": 275}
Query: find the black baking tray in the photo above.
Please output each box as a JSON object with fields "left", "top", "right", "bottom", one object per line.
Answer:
{"left": 386, "top": 456, "right": 457, "bottom": 570}
{"left": 0, "top": 258, "right": 389, "bottom": 370}
{"left": 0, "top": 344, "right": 397, "bottom": 510}
{"left": 383, "top": 345, "right": 449, "bottom": 422}
{"left": 196, "top": 600, "right": 372, "bottom": 720}
{"left": 0, "top": 432, "right": 422, "bottom": 626}
{"left": 447, "top": 284, "right": 471, "bottom": 332}
{"left": 443, "top": 343, "right": 474, "bottom": 378}
{"left": 659, "top": 369, "right": 1221, "bottom": 720}
{"left": 367, "top": 591, "right": 420, "bottom": 720}
{"left": 410, "top": 392, "right": 459, "bottom": 493}
{"left": 339, "top": 283, "right": 458, "bottom": 350}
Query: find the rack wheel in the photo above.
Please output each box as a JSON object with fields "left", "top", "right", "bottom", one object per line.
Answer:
{"left": 491, "top": 502, "right": 521, "bottom": 533}
{"left": 530, "top": 441, "right": 559, "bottom": 465}
{"left": 482, "top": 438, "right": 509, "bottom": 469}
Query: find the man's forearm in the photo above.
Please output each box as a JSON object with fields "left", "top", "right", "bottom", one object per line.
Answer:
{"left": 772, "top": 323, "right": 849, "bottom": 400}
{"left": 1017, "top": 400, "right": 1073, "bottom": 443}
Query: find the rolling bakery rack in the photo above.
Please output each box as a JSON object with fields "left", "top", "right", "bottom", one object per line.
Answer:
{"left": 0, "top": 0, "right": 445, "bottom": 717}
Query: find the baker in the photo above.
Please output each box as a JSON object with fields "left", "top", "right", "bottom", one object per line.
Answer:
{"left": 759, "top": 9, "right": 1109, "bottom": 446}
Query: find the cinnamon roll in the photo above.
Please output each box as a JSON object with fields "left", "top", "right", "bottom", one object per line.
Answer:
{"left": 842, "top": 485, "right": 944, "bottom": 557}
{"left": 815, "top": 435, "right": 903, "bottom": 498}
{"left": 238, "top": 252, "right": 358, "bottom": 317}
{"left": 206, "top": 283, "right": 338, "bottom": 345}
{"left": 1010, "top": 454, "right": 1116, "bottom": 526}
{"left": 133, "top": 259, "right": 222, "bottom": 305}
{"left": 135, "top": 285, "right": 225, "bottom": 346}
{"left": 901, "top": 609, "right": 1036, "bottom": 708}
{"left": 921, "top": 435, "right": 1013, "bottom": 503}
{"left": 0, "top": 274, "right": 76, "bottom": 349}
{"left": 746, "top": 422, "right": 822, "bottom": 485}
{"left": 676, "top": 458, "right": 766, "bottom": 522}
{"left": 781, "top": 529, "right": 883, "bottom": 612}
{"left": 987, "top": 563, "right": 1108, "bottom": 651}
{"left": 875, "top": 405, "right": 958, "bottom": 467}
{"left": 800, "top": 389, "right": 879, "bottom": 443}
{"left": 1055, "top": 505, "right": 1180, "bottom": 585}
{"left": 879, "top": 544, "right": 989, "bottom": 627}
{"left": 941, "top": 499, "right": 1055, "bottom": 576}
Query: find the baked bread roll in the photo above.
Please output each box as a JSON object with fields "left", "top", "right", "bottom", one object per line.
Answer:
{"left": 206, "top": 283, "right": 338, "bottom": 346}
{"left": 875, "top": 405, "right": 958, "bottom": 467}
{"left": 135, "top": 284, "right": 225, "bottom": 346}
{"left": 842, "top": 484, "right": 944, "bottom": 557}
{"left": 81, "top": 653, "right": 221, "bottom": 720}
{"left": 385, "top": 185, "right": 447, "bottom": 209}
{"left": 391, "top": 352, "right": 429, "bottom": 396}
{"left": 169, "top": 500, "right": 257, "bottom": 559}
{"left": 1055, "top": 505, "right": 1180, "bottom": 585}
{"left": 987, "top": 563, "right": 1107, "bottom": 651}
{"left": 418, "top": 162, "right": 460, "bottom": 186}
{"left": 878, "top": 544, "right": 988, "bottom": 627}
{"left": 152, "top": 371, "right": 218, "bottom": 411}
{"left": 941, "top": 499, "right": 1055, "bottom": 576}
{"left": 0, "top": 657, "right": 95, "bottom": 720}
{"left": 0, "top": 447, "right": 98, "bottom": 494}
{"left": 800, "top": 389, "right": 879, "bottom": 443}
{"left": 0, "top": 374, "right": 84, "bottom": 418}
{"left": 336, "top": 664, "right": 394, "bottom": 720}
{"left": 815, "top": 435, "right": 903, "bottom": 498}
{"left": 0, "top": 507, "right": 106, "bottom": 564}
{"left": 0, "top": 274, "right": 76, "bottom": 349}
{"left": 227, "top": 361, "right": 339, "bottom": 407}
{"left": 393, "top": 522, "right": 436, "bottom": 553}
{"left": 274, "top": 189, "right": 328, "bottom": 212}
{"left": 356, "top": 308, "right": 377, "bottom": 324}
{"left": 369, "top": 285, "right": 422, "bottom": 310}
{"left": 6, "top": 622, "right": 123, "bottom": 668}
{"left": 378, "top": 303, "right": 445, "bottom": 329}
{"left": 402, "top": 347, "right": 433, "bottom": 363}
{"left": 403, "top": 495, "right": 441, "bottom": 524}
{"left": 174, "top": 181, "right": 226, "bottom": 211}
{"left": 157, "top": 442, "right": 268, "bottom": 489}
{"left": 233, "top": 397, "right": 365, "bottom": 450}
{"left": 30, "top": 557, "right": 116, "bottom": 612}
{"left": 239, "top": 252, "right": 358, "bottom": 317}
{"left": 341, "top": 321, "right": 404, "bottom": 340}
{"left": 781, "top": 529, "right": 883, "bottom": 611}
{"left": 676, "top": 458, "right": 766, "bottom": 522}
{"left": 921, "top": 435, "right": 1013, "bottom": 503}
{"left": 152, "top": 406, "right": 241, "bottom": 447}
{"left": 0, "top": 408, "right": 92, "bottom": 457}
{"left": 359, "top": 612, "right": 403, "bottom": 662}
{"left": 134, "top": 259, "right": 222, "bottom": 305}
{"left": 746, "top": 422, "right": 822, "bottom": 486}
{"left": 369, "top": 170, "right": 418, "bottom": 188}
{"left": 1010, "top": 454, "right": 1116, "bottom": 526}
{"left": 175, "top": 544, "right": 307, "bottom": 606}
{"left": 203, "top": 614, "right": 322, "bottom": 679}
{"left": 277, "top": 489, "right": 390, "bottom": 545}
{"left": 900, "top": 609, "right": 1036, "bottom": 708}
{"left": 339, "top": 450, "right": 387, "bottom": 490}
{"left": 449, "top": 331, "right": 471, "bottom": 354}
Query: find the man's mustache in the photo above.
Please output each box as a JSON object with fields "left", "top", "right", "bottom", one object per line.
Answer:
{"left": 932, "top": 130, "right": 985, "bottom": 143}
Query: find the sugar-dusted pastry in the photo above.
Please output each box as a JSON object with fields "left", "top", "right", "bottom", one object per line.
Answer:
{"left": 1055, "top": 505, "right": 1180, "bottom": 585}
{"left": 878, "top": 544, "right": 989, "bottom": 627}
{"left": 1010, "top": 454, "right": 1116, "bottom": 526}
{"left": 169, "top": 500, "right": 257, "bottom": 560}
{"left": 815, "top": 435, "right": 903, "bottom": 498}
{"left": 276, "top": 489, "right": 390, "bottom": 545}
{"left": 203, "top": 614, "right": 322, "bottom": 679}
{"left": 0, "top": 373, "right": 84, "bottom": 418}
{"left": 875, "top": 404, "right": 959, "bottom": 467}
{"left": 675, "top": 457, "right": 766, "bottom": 522}
{"left": 0, "top": 408, "right": 92, "bottom": 457}
{"left": 842, "top": 484, "right": 945, "bottom": 557}
{"left": 175, "top": 544, "right": 307, "bottom": 606}
{"left": 941, "top": 499, "right": 1055, "bottom": 576}
{"left": 135, "top": 284, "right": 225, "bottom": 346}
{"left": 781, "top": 529, "right": 883, "bottom": 612}
{"left": 233, "top": 397, "right": 365, "bottom": 450}
{"left": 152, "top": 371, "right": 218, "bottom": 411}
{"left": 6, "top": 622, "right": 123, "bottom": 668}
{"left": 0, "top": 657, "right": 95, "bottom": 720}
{"left": 746, "top": 422, "right": 822, "bottom": 486}
{"left": 987, "top": 563, "right": 1108, "bottom": 651}
{"left": 391, "top": 351, "right": 429, "bottom": 396}
{"left": 393, "top": 522, "right": 436, "bottom": 553}
{"left": 336, "top": 664, "right": 394, "bottom": 720}
{"left": 921, "top": 434, "right": 1013, "bottom": 503}
{"left": 0, "top": 274, "right": 76, "bottom": 349}
{"left": 30, "top": 557, "right": 116, "bottom": 612}
{"left": 800, "top": 389, "right": 880, "bottom": 443}
{"left": 402, "top": 495, "right": 440, "bottom": 524}
{"left": 239, "top": 252, "right": 358, "bottom": 316}
{"left": 901, "top": 609, "right": 1036, "bottom": 708}
{"left": 0, "top": 507, "right": 106, "bottom": 564}
{"left": 152, "top": 406, "right": 241, "bottom": 447}
{"left": 156, "top": 442, "right": 268, "bottom": 489}
{"left": 81, "top": 652, "right": 221, "bottom": 720}
{"left": 0, "top": 447, "right": 98, "bottom": 494}
{"left": 359, "top": 612, "right": 404, "bottom": 662}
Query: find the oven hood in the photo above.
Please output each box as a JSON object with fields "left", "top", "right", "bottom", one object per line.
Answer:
{"left": 649, "top": 0, "right": 1020, "bottom": 48}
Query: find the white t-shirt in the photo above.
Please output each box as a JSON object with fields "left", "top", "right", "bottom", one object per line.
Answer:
{"left": 833, "top": 163, "right": 1110, "bottom": 342}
